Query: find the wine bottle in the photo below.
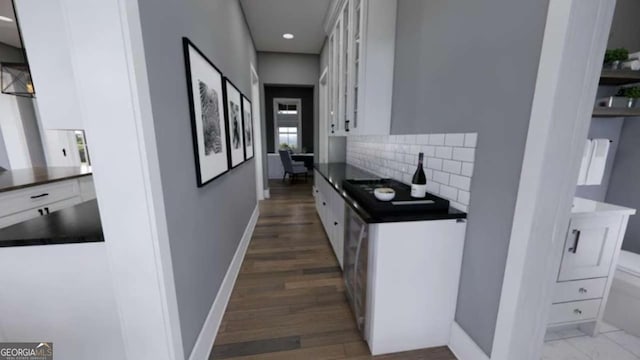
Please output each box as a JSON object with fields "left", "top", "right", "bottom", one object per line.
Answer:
{"left": 411, "top": 152, "right": 427, "bottom": 198}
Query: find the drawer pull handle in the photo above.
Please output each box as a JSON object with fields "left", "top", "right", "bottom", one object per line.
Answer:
{"left": 323, "top": 202, "right": 326, "bottom": 206}
{"left": 44, "top": 207, "right": 50, "bottom": 215}
{"left": 334, "top": 221, "right": 338, "bottom": 226}
{"left": 38, "top": 209, "right": 43, "bottom": 216}
{"left": 579, "top": 288, "right": 587, "bottom": 294}
{"left": 573, "top": 309, "right": 583, "bottom": 315}
{"left": 569, "top": 229, "right": 581, "bottom": 254}
{"left": 30, "top": 193, "right": 50, "bottom": 199}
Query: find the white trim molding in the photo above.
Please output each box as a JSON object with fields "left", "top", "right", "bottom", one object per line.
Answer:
{"left": 449, "top": 322, "right": 490, "bottom": 360}
{"left": 490, "top": 1, "right": 617, "bottom": 359}
{"left": 188, "top": 205, "right": 259, "bottom": 360}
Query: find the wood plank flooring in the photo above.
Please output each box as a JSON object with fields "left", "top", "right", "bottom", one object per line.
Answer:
{"left": 211, "top": 178, "right": 457, "bottom": 359}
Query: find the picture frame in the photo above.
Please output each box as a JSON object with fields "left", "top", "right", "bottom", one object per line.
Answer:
{"left": 223, "top": 78, "right": 245, "bottom": 168}
{"left": 182, "top": 37, "right": 229, "bottom": 187}
{"left": 242, "top": 95, "right": 254, "bottom": 160}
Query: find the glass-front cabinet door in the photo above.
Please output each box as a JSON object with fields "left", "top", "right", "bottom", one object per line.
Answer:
{"left": 341, "top": 1, "right": 350, "bottom": 133}
{"left": 328, "top": 32, "right": 335, "bottom": 134}
{"left": 351, "top": 0, "right": 363, "bottom": 131}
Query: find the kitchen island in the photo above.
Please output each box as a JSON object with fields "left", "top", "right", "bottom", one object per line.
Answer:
{"left": 0, "top": 199, "right": 103, "bottom": 247}
{"left": 0, "top": 166, "right": 95, "bottom": 228}
{"left": 0, "top": 195, "right": 125, "bottom": 359}
{"left": 0, "top": 166, "right": 92, "bottom": 193}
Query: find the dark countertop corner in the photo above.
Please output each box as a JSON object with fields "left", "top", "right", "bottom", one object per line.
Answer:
{"left": 0, "top": 166, "right": 92, "bottom": 193}
{"left": 0, "top": 200, "right": 103, "bottom": 247}
{"left": 314, "top": 162, "right": 467, "bottom": 223}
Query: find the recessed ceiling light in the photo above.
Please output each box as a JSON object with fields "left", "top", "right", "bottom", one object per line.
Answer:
{"left": 0, "top": 16, "right": 13, "bottom": 23}
{"left": 282, "top": 33, "right": 294, "bottom": 40}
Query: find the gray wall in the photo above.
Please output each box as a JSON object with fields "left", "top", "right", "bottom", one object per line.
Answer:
{"left": 136, "top": 0, "right": 257, "bottom": 357}
{"left": 606, "top": 0, "right": 640, "bottom": 51}
{"left": 574, "top": 117, "right": 624, "bottom": 202}
{"left": 607, "top": 118, "right": 640, "bottom": 254}
{"left": 257, "top": 52, "right": 319, "bottom": 188}
{"left": 390, "top": 0, "right": 548, "bottom": 355}
{"left": 589, "top": 0, "right": 640, "bottom": 254}
{"left": 0, "top": 42, "right": 45, "bottom": 168}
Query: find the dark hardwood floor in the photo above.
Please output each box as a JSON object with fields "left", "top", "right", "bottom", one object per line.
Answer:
{"left": 210, "top": 178, "right": 457, "bottom": 359}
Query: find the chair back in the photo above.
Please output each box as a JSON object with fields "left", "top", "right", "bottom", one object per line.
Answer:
{"left": 278, "top": 150, "right": 294, "bottom": 172}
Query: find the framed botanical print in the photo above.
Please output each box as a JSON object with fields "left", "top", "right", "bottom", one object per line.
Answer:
{"left": 182, "top": 37, "right": 229, "bottom": 187}
{"left": 224, "top": 79, "right": 244, "bottom": 168}
{"left": 242, "top": 95, "right": 254, "bottom": 160}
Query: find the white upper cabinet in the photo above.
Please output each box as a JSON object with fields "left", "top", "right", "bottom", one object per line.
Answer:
{"left": 324, "top": 0, "right": 397, "bottom": 136}
{"left": 15, "top": 0, "right": 84, "bottom": 130}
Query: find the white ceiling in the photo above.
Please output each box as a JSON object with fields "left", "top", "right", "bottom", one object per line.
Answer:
{"left": 0, "top": 0, "right": 21, "bottom": 48}
{"left": 240, "top": 0, "right": 333, "bottom": 54}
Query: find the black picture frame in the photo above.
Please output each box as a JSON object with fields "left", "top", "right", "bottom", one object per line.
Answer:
{"left": 182, "top": 37, "right": 229, "bottom": 187}
{"left": 223, "top": 78, "right": 245, "bottom": 168}
{"left": 241, "top": 95, "right": 254, "bottom": 160}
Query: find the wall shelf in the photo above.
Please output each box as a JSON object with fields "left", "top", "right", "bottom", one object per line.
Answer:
{"left": 599, "top": 69, "right": 640, "bottom": 85}
{"left": 593, "top": 107, "right": 640, "bottom": 117}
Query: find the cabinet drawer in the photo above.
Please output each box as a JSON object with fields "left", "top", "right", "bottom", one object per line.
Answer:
{"left": 553, "top": 278, "right": 607, "bottom": 303}
{"left": 0, "top": 180, "right": 79, "bottom": 218}
{"left": 548, "top": 299, "right": 601, "bottom": 324}
{"left": 0, "top": 196, "right": 82, "bottom": 229}
{"left": 0, "top": 208, "right": 43, "bottom": 229}
{"left": 78, "top": 176, "right": 96, "bottom": 201}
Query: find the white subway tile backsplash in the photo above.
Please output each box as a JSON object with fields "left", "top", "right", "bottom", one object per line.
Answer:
{"left": 453, "top": 147, "right": 475, "bottom": 162}
{"left": 429, "top": 134, "right": 445, "bottom": 145}
{"left": 440, "top": 184, "right": 458, "bottom": 201}
{"left": 458, "top": 190, "right": 470, "bottom": 205}
{"left": 346, "top": 133, "right": 477, "bottom": 212}
{"left": 436, "top": 146, "right": 453, "bottom": 159}
{"left": 450, "top": 174, "right": 471, "bottom": 191}
{"left": 433, "top": 170, "right": 450, "bottom": 185}
{"left": 464, "top": 133, "right": 478, "bottom": 148}
{"left": 427, "top": 158, "right": 443, "bottom": 170}
{"left": 461, "top": 162, "right": 474, "bottom": 177}
{"left": 426, "top": 181, "right": 440, "bottom": 194}
{"left": 423, "top": 145, "right": 436, "bottom": 157}
{"left": 443, "top": 160, "right": 462, "bottom": 174}
{"left": 445, "top": 133, "right": 465, "bottom": 147}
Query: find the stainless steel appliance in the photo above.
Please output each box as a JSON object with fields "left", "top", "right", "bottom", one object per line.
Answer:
{"left": 344, "top": 204, "right": 369, "bottom": 337}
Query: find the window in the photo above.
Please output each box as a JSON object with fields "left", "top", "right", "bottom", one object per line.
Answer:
{"left": 278, "top": 127, "right": 298, "bottom": 149}
{"left": 277, "top": 103, "right": 298, "bottom": 115}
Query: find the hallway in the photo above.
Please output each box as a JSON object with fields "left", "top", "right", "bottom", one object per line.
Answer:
{"left": 210, "top": 179, "right": 457, "bottom": 359}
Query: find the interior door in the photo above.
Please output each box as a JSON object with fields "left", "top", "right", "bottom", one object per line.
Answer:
{"left": 558, "top": 215, "right": 622, "bottom": 281}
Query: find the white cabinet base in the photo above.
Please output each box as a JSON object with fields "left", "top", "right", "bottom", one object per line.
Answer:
{"left": 366, "top": 219, "right": 467, "bottom": 355}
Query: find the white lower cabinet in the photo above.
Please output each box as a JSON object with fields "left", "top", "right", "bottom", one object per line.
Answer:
{"left": 0, "top": 176, "right": 95, "bottom": 229}
{"left": 547, "top": 198, "right": 635, "bottom": 333}
{"left": 314, "top": 170, "right": 345, "bottom": 268}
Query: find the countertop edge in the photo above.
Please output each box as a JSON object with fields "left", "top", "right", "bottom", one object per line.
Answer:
{"left": 0, "top": 172, "right": 92, "bottom": 194}
{"left": 314, "top": 163, "right": 467, "bottom": 223}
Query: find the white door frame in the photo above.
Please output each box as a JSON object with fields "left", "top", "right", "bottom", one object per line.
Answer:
{"left": 273, "top": 98, "right": 302, "bottom": 151}
{"left": 250, "top": 64, "right": 265, "bottom": 201}
{"left": 319, "top": 67, "right": 329, "bottom": 163}
{"left": 488, "top": 0, "right": 617, "bottom": 359}
{"left": 59, "top": 0, "right": 184, "bottom": 359}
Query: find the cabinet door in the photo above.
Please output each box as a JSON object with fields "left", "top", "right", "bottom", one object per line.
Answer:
{"left": 327, "top": 32, "right": 336, "bottom": 135}
{"left": 351, "top": 0, "right": 363, "bottom": 132}
{"left": 340, "top": 1, "right": 351, "bottom": 134}
{"left": 558, "top": 215, "right": 622, "bottom": 281}
{"left": 330, "top": 193, "right": 345, "bottom": 268}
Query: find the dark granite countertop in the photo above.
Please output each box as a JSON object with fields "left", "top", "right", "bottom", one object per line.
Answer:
{"left": 0, "top": 200, "right": 103, "bottom": 247}
{"left": 0, "top": 166, "right": 92, "bottom": 193}
{"left": 314, "top": 163, "right": 467, "bottom": 223}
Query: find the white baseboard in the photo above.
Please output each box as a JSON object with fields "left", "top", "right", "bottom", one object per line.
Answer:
{"left": 449, "top": 322, "right": 490, "bottom": 360}
{"left": 188, "top": 205, "right": 259, "bottom": 360}
{"left": 264, "top": 189, "right": 270, "bottom": 199}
